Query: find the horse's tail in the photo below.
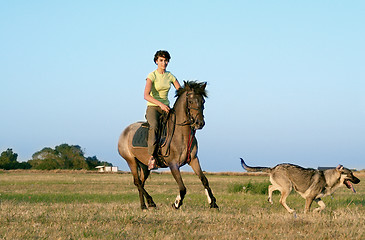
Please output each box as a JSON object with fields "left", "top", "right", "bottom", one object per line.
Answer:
{"left": 240, "top": 158, "right": 271, "bottom": 173}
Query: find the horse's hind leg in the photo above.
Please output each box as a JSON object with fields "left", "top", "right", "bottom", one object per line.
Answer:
{"left": 127, "top": 160, "right": 154, "bottom": 210}
{"left": 139, "top": 162, "right": 156, "bottom": 208}
{"left": 170, "top": 165, "right": 187, "bottom": 209}
{"left": 190, "top": 157, "right": 219, "bottom": 209}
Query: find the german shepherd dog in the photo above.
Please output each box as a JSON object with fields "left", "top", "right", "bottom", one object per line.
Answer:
{"left": 240, "top": 158, "right": 360, "bottom": 213}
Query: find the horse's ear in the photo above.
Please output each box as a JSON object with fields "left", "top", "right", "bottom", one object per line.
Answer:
{"left": 184, "top": 81, "right": 191, "bottom": 91}
{"left": 202, "top": 82, "right": 207, "bottom": 90}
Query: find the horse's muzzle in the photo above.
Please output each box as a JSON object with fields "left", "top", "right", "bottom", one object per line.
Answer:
{"left": 193, "top": 119, "right": 205, "bottom": 130}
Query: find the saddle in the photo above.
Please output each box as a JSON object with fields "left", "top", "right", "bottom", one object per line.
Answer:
{"left": 131, "top": 123, "right": 149, "bottom": 148}
{"left": 132, "top": 113, "right": 171, "bottom": 167}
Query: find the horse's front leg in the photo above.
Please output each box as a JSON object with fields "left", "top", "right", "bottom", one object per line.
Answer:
{"left": 189, "top": 157, "right": 219, "bottom": 209}
{"left": 169, "top": 164, "right": 187, "bottom": 209}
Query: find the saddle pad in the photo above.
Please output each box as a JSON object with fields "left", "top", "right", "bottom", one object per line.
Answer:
{"left": 132, "top": 125, "right": 148, "bottom": 148}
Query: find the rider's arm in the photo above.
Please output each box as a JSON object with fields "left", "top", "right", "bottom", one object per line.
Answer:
{"left": 173, "top": 79, "right": 181, "bottom": 90}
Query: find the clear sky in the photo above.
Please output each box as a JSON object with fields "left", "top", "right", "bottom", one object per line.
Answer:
{"left": 1, "top": 1, "right": 364, "bottom": 172}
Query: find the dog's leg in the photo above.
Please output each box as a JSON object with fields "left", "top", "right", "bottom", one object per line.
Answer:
{"left": 313, "top": 198, "right": 326, "bottom": 213}
{"left": 268, "top": 185, "right": 277, "bottom": 204}
{"left": 268, "top": 177, "right": 281, "bottom": 204}
{"left": 304, "top": 197, "right": 315, "bottom": 213}
{"left": 279, "top": 190, "right": 295, "bottom": 214}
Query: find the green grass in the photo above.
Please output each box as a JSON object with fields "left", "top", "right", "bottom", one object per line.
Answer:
{"left": 0, "top": 192, "right": 138, "bottom": 203}
{"left": 228, "top": 180, "right": 274, "bottom": 194}
{"left": 0, "top": 171, "right": 364, "bottom": 239}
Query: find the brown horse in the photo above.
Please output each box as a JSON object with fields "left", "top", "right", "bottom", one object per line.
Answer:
{"left": 118, "top": 81, "right": 219, "bottom": 210}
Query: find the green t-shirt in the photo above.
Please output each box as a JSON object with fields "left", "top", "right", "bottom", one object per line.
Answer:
{"left": 147, "top": 70, "right": 177, "bottom": 106}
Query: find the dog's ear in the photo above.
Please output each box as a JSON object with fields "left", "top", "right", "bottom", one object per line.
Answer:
{"left": 336, "top": 164, "right": 344, "bottom": 172}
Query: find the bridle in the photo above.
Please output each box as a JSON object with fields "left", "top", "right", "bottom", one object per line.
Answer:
{"left": 161, "top": 91, "right": 205, "bottom": 161}
{"left": 175, "top": 91, "right": 204, "bottom": 127}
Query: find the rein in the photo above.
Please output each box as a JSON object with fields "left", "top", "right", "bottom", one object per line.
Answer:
{"left": 186, "top": 128, "right": 196, "bottom": 164}
{"left": 160, "top": 91, "right": 201, "bottom": 163}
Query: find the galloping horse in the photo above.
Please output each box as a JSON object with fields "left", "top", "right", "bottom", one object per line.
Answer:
{"left": 118, "top": 81, "right": 219, "bottom": 210}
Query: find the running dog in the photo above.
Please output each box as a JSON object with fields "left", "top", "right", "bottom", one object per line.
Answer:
{"left": 240, "top": 158, "right": 360, "bottom": 214}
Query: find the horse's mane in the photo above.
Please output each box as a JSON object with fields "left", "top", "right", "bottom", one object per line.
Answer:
{"left": 175, "top": 81, "right": 208, "bottom": 98}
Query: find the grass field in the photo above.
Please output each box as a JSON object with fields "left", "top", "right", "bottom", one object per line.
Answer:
{"left": 0, "top": 170, "right": 364, "bottom": 239}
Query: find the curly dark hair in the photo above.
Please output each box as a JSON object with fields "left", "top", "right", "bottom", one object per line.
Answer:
{"left": 154, "top": 50, "right": 171, "bottom": 63}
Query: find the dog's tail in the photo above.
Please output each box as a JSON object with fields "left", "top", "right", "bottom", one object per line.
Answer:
{"left": 240, "top": 158, "right": 271, "bottom": 173}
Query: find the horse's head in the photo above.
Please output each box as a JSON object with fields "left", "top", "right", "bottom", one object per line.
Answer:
{"left": 176, "top": 81, "right": 207, "bottom": 130}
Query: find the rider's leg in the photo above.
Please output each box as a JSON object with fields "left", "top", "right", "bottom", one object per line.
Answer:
{"left": 146, "top": 106, "right": 162, "bottom": 169}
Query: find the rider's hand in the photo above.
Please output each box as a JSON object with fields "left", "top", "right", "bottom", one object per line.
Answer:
{"left": 159, "top": 103, "right": 170, "bottom": 112}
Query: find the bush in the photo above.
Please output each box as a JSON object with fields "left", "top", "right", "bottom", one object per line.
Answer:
{"left": 0, "top": 149, "right": 31, "bottom": 170}
{"left": 228, "top": 181, "right": 274, "bottom": 195}
{"left": 29, "top": 144, "right": 112, "bottom": 170}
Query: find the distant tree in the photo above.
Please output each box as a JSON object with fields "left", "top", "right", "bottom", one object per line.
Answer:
{"left": 55, "top": 144, "right": 88, "bottom": 169}
{"left": 86, "top": 156, "right": 112, "bottom": 170}
{"left": 28, "top": 144, "right": 110, "bottom": 170}
{"left": 0, "top": 148, "right": 17, "bottom": 164}
{"left": 0, "top": 148, "right": 31, "bottom": 170}
{"left": 16, "top": 161, "right": 32, "bottom": 169}
{"left": 31, "top": 158, "right": 61, "bottom": 170}
{"left": 28, "top": 147, "right": 62, "bottom": 170}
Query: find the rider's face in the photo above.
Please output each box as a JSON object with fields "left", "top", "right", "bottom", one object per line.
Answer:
{"left": 156, "top": 57, "right": 169, "bottom": 71}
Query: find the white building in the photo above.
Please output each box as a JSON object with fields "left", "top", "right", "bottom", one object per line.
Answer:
{"left": 95, "top": 166, "right": 118, "bottom": 172}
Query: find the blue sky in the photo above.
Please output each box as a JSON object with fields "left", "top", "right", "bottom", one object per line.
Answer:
{"left": 1, "top": 1, "right": 364, "bottom": 172}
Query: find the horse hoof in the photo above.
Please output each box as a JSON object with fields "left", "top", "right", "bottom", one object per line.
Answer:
{"left": 210, "top": 202, "right": 219, "bottom": 209}
{"left": 172, "top": 203, "right": 180, "bottom": 210}
{"left": 148, "top": 203, "right": 157, "bottom": 208}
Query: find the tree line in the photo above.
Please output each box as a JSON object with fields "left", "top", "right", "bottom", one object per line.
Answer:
{"left": 0, "top": 144, "right": 112, "bottom": 170}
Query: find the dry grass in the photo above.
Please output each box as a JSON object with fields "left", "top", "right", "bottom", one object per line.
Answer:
{"left": 0, "top": 171, "right": 364, "bottom": 239}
